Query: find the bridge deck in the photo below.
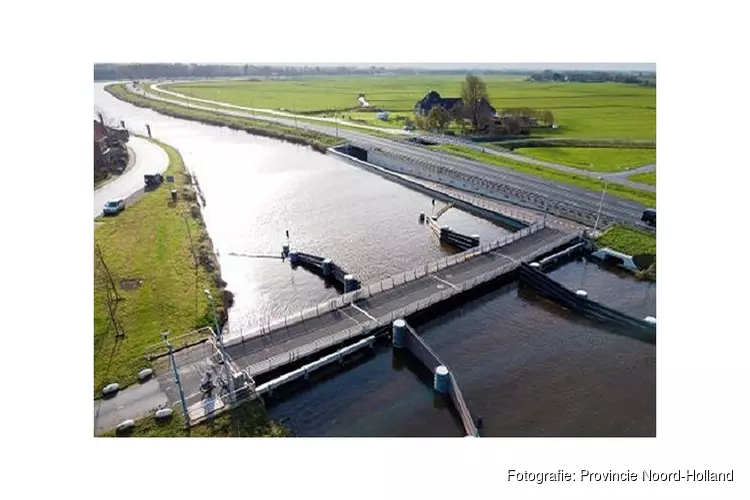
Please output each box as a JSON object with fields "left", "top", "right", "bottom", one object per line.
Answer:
{"left": 225, "top": 226, "right": 574, "bottom": 378}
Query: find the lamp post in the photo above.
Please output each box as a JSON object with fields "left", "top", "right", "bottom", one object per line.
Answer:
{"left": 593, "top": 176, "right": 608, "bottom": 235}
{"left": 204, "top": 289, "right": 236, "bottom": 403}
{"left": 162, "top": 331, "right": 190, "bottom": 428}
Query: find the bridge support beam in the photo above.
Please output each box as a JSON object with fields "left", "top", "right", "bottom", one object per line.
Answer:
{"left": 344, "top": 274, "right": 357, "bottom": 293}
{"left": 434, "top": 365, "right": 451, "bottom": 394}
{"left": 322, "top": 259, "right": 333, "bottom": 277}
{"left": 392, "top": 319, "right": 406, "bottom": 348}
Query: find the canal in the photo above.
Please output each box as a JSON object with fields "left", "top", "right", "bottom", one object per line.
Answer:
{"left": 95, "top": 84, "right": 656, "bottom": 437}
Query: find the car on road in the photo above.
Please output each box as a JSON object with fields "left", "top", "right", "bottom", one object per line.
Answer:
{"left": 103, "top": 199, "right": 126, "bottom": 216}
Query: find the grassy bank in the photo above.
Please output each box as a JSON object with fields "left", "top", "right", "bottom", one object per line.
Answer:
{"left": 94, "top": 138, "right": 227, "bottom": 396}
{"left": 136, "top": 82, "right": 399, "bottom": 139}
{"left": 513, "top": 147, "right": 656, "bottom": 173}
{"left": 164, "top": 76, "right": 655, "bottom": 140}
{"left": 628, "top": 170, "right": 657, "bottom": 186}
{"left": 101, "top": 398, "right": 287, "bottom": 437}
{"left": 597, "top": 225, "right": 656, "bottom": 256}
{"left": 430, "top": 144, "right": 656, "bottom": 207}
{"left": 106, "top": 84, "right": 345, "bottom": 152}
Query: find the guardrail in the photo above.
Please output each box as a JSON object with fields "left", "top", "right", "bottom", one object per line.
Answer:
{"left": 243, "top": 231, "right": 580, "bottom": 376}
{"left": 223, "top": 221, "right": 548, "bottom": 347}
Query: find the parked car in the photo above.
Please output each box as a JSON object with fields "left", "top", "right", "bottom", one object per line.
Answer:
{"left": 144, "top": 173, "right": 164, "bottom": 187}
{"left": 641, "top": 208, "right": 656, "bottom": 226}
{"left": 103, "top": 199, "right": 125, "bottom": 216}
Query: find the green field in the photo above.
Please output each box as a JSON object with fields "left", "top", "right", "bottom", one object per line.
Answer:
{"left": 430, "top": 144, "right": 656, "bottom": 207}
{"left": 107, "top": 84, "right": 347, "bottom": 149}
{"left": 628, "top": 170, "right": 657, "bottom": 186}
{"left": 101, "top": 398, "right": 286, "bottom": 437}
{"left": 597, "top": 225, "right": 656, "bottom": 256}
{"left": 514, "top": 147, "right": 656, "bottom": 173}
{"left": 163, "top": 75, "right": 656, "bottom": 140}
{"left": 94, "top": 138, "right": 225, "bottom": 396}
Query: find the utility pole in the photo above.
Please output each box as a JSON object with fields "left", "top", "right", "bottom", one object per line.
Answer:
{"left": 163, "top": 331, "right": 190, "bottom": 428}
{"left": 204, "top": 289, "right": 235, "bottom": 403}
{"left": 593, "top": 177, "right": 608, "bottom": 235}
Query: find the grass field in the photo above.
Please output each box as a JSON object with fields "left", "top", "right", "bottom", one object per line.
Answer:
{"left": 94, "top": 138, "right": 225, "bottom": 396}
{"left": 430, "top": 144, "right": 656, "bottom": 207}
{"left": 628, "top": 170, "right": 657, "bottom": 186}
{"left": 163, "top": 75, "right": 656, "bottom": 140}
{"left": 513, "top": 147, "right": 656, "bottom": 173}
{"left": 101, "top": 398, "right": 286, "bottom": 437}
{"left": 107, "top": 84, "right": 347, "bottom": 150}
{"left": 597, "top": 225, "right": 656, "bottom": 256}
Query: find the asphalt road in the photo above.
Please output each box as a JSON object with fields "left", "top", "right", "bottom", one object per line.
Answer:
{"left": 129, "top": 83, "right": 654, "bottom": 229}
{"left": 93, "top": 135, "right": 168, "bottom": 218}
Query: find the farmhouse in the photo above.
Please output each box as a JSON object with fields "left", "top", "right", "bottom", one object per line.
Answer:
{"left": 414, "top": 90, "right": 497, "bottom": 119}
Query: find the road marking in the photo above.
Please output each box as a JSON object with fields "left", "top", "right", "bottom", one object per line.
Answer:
{"left": 339, "top": 308, "right": 362, "bottom": 326}
{"left": 431, "top": 275, "right": 458, "bottom": 290}
{"left": 350, "top": 303, "right": 377, "bottom": 322}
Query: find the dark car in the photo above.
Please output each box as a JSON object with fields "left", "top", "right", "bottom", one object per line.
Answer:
{"left": 144, "top": 173, "right": 164, "bottom": 187}
{"left": 641, "top": 208, "right": 656, "bottom": 226}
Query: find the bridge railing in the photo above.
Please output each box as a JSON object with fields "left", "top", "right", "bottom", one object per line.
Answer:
{"left": 226, "top": 221, "right": 551, "bottom": 348}
{"left": 244, "top": 232, "right": 580, "bottom": 376}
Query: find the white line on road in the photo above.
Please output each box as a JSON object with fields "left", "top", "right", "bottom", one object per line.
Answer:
{"left": 339, "top": 308, "right": 362, "bottom": 326}
{"left": 431, "top": 274, "right": 458, "bottom": 290}
{"left": 350, "top": 303, "right": 377, "bottom": 322}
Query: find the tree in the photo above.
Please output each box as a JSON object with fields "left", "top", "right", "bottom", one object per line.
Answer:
{"left": 542, "top": 110, "right": 555, "bottom": 127}
{"left": 428, "top": 106, "right": 451, "bottom": 132}
{"left": 461, "top": 75, "right": 491, "bottom": 133}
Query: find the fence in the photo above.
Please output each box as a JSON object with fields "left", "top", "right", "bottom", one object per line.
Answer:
{"left": 242, "top": 231, "right": 580, "bottom": 377}
{"left": 143, "top": 326, "right": 215, "bottom": 361}
{"left": 223, "top": 221, "right": 548, "bottom": 348}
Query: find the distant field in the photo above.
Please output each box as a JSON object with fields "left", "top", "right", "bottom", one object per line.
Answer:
{"left": 430, "top": 144, "right": 656, "bottom": 207}
{"left": 514, "top": 147, "right": 656, "bottom": 173}
{"left": 628, "top": 171, "right": 657, "bottom": 186}
{"left": 163, "top": 76, "right": 656, "bottom": 140}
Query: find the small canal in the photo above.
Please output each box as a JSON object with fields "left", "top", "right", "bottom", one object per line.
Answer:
{"left": 95, "top": 84, "right": 656, "bottom": 437}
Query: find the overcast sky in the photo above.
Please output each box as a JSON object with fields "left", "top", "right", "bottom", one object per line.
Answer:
{"left": 258, "top": 62, "right": 655, "bottom": 72}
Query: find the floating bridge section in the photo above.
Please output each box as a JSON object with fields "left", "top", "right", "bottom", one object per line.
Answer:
{"left": 289, "top": 251, "right": 361, "bottom": 292}
{"left": 424, "top": 214, "right": 480, "bottom": 251}
{"left": 222, "top": 223, "right": 580, "bottom": 381}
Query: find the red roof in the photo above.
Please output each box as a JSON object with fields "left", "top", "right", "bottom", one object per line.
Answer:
{"left": 94, "top": 120, "right": 107, "bottom": 142}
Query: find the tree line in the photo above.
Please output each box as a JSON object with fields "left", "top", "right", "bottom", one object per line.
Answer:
{"left": 527, "top": 69, "right": 656, "bottom": 86}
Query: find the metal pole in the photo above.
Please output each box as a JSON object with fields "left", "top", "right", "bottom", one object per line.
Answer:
{"left": 205, "top": 290, "right": 236, "bottom": 403}
{"left": 593, "top": 178, "right": 608, "bottom": 234}
{"left": 166, "top": 338, "right": 190, "bottom": 428}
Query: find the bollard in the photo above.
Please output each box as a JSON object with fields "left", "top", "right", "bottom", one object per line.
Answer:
{"left": 575, "top": 290, "right": 588, "bottom": 299}
{"left": 344, "top": 274, "right": 356, "bottom": 293}
{"left": 644, "top": 316, "right": 656, "bottom": 325}
{"left": 282, "top": 244, "right": 290, "bottom": 257}
{"left": 530, "top": 262, "right": 541, "bottom": 269}
{"left": 146, "top": 124, "right": 152, "bottom": 137}
{"left": 392, "top": 319, "right": 406, "bottom": 348}
{"left": 434, "top": 366, "right": 450, "bottom": 394}
{"left": 322, "top": 259, "right": 333, "bottom": 277}
{"left": 419, "top": 212, "right": 425, "bottom": 223}
{"left": 288, "top": 251, "right": 300, "bottom": 264}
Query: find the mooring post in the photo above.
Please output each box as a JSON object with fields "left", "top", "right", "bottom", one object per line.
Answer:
{"left": 575, "top": 289, "right": 588, "bottom": 299}
{"left": 322, "top": 259, "right": 333, "bottom": 277}
{"left": 392, "top": 319, "right": 406, "bottom": 348}
{"left": 434, "top": 366, "right": 451, "bottom": 394}
{"left": 288, "top": 251, "right": 299, "bottom": 264}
